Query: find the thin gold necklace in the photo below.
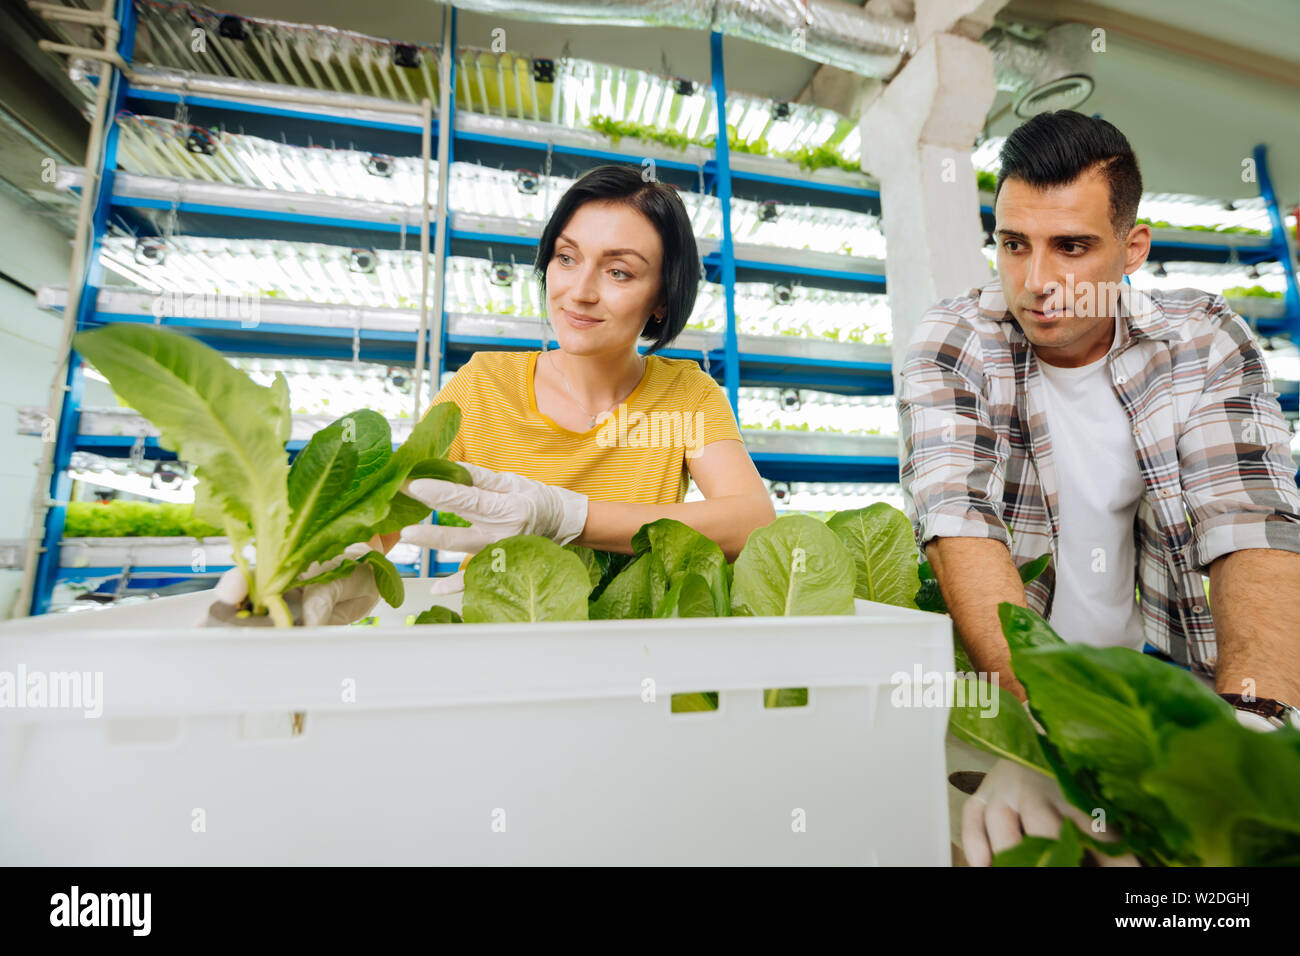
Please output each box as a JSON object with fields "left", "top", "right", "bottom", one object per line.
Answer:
{"left": 550, "top": 350, "right": 645, "bottom": 429}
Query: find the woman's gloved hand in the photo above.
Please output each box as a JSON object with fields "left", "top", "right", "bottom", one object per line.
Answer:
{"left": 202, "top": 542, "right": 381, "bottom": 627}
{"left": 398, "top": 461, "right": 589, "bottom": 558}
{"left": 960, "top": 757, "right": 1140, "bottom": 866}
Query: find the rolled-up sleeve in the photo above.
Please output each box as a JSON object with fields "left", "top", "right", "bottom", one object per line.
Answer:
{"left": 898, "top": 307, "right": 1012, "bottom": 550}
{"left": 1180, "top": 304, "right": 1300, "bottom": 571}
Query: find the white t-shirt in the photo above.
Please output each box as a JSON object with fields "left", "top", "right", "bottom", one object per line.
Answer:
{"left": 1036, "top": 325, "right": 1146, "bottom": 650}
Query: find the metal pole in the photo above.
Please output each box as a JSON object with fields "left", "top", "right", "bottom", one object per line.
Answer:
{"left": 132, "top": 68, "right": 427, "bottom": 118}
{"left": 411, "top": 98, "right": 433, "bottom": 424}
{"left": 414, "top": 3, "right": 456, "bottom": 581}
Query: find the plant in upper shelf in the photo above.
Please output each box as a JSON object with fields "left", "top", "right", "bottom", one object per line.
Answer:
{"left": 976, "top": 169, "right": 998, "bottom": 194}
{"left": 71, "top": 324, "right": 472, "bottom": 628}
{"left": 1136, "top": 217, "right": 1270, "bottom": 237}
{"left": 785, "top": 142, "right": 862, "bottom": 174}
{"left": 587, "top": 115, "right": 861, "bottom": 175}
{"left": 588, "top": 115, "right": 694, "bottom": 152}
{"left": 719, "top": 124, "right": 770, "bottom": 158}
{"left": 64, "top": 500, "right": 221, "bottom": 539}
{"left": 1223, "top": 285, "right": 1283, "bottom": 299}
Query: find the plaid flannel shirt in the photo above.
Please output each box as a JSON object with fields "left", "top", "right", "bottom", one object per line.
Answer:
{"left": 898, "top": 279, "right": 1300, "bottom": 675}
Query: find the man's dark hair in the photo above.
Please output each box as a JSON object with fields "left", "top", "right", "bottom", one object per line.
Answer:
{"left": 995, "top": 110, "right": 1143, "bottom": 236}
{"left": 535, "top": 164, "right": 699, "bottom": 354}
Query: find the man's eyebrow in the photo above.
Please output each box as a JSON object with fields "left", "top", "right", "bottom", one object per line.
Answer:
{"left": 993, "top": 228, "right": 1101, "bottom": 243}
{"left": 556, "top": 233, "right": 648, "bottom": 263}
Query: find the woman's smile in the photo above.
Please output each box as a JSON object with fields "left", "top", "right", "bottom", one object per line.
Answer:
{"left": 562, "top": 308, "right": 604, "bottom": 330}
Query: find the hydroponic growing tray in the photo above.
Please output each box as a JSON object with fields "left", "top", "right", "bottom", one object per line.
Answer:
{"left": 0, "top": 579, "right": 953, "bottom": 865}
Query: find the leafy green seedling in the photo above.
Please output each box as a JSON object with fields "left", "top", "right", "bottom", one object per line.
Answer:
{"left": 73, "top": 323, "right": 469, "bottom": 627}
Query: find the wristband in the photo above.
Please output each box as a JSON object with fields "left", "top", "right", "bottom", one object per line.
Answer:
{"left": 1219, "top": 693, "right": 1300, "bottom": 730}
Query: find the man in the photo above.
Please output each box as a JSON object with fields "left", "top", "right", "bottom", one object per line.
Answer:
{"left": 898, "top": 110, "right": 1300, "bottom": 865}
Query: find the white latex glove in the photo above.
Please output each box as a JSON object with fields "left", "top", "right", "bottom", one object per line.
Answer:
{"left": 398, "top": 461, "right": 589, "bottom": 556}
{"left": 961, "top": 758, "right": 1139, "bottom": 866}
{"left": 205, "top": 542, "right": 381, "bottom": 626}
{"left": 427, "top": 569, "right": 465, "bottom": 596}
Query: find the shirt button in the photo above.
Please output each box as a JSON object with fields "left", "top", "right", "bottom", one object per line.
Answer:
{"left": 1115, "top": 374, "right": 1127, "bottom": 384}
{"left": 1192, "top": 605, "right": 1205, "bottom": 614}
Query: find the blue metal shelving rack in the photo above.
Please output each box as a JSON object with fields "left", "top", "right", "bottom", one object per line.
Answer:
{"left": 31, "top": 3, "right": 896, "bottom": 612}
{"left": 30, "top": 2, "right": 1300, "bottom": 612}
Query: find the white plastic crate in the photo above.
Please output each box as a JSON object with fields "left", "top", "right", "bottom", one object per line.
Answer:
{"left": 0, "top": 580, "right": 954, "bottom": 865}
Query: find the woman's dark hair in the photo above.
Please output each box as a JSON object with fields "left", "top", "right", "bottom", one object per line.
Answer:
{"left": 995, "top": 110, "right": 1143, "bottom": 236}
{"left": 535, "top": 164, "right": 699, "bottom": 354}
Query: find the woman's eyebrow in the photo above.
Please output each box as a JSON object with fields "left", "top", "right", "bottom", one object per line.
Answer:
{"left": 603, "top": 248, "right": 648, "bottom": 264}
{"left": 556, "top": 233, "right": 648, "bottom": 264}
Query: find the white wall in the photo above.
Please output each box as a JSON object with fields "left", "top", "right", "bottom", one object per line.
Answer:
{"left": 0, "top": 189, "right": 111, "bottom": 618}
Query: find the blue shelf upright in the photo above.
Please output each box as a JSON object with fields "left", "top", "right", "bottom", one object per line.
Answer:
{"left": 32, "top": 0, "right": 137, "bottom": 615}
{"left": 1254, "top": 143, "right": 1300, "bottom": 341}
{"left": 709, "top": 30, "right": 741, "bottom": 416}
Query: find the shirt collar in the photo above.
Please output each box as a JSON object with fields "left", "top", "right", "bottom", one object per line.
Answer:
{"left": 978, "top": 278, "right": 1179, "bottom": 345}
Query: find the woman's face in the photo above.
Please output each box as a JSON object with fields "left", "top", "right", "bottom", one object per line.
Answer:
{"left": 545, "top": 200, "right": 665, "bottom": 357}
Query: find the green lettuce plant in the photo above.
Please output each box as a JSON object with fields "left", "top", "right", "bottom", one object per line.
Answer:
{"left": 1136, "top": 217, "right": 1269, "bottom": 237}
{"left": 64, "top": 500, "right": 221, "bottom": 538}
{"left": 417, "top": 512, "right": 889, "bottom": 713}
{"left": 950, "top": 604, "right": 1300, "bottom": 866}
{"left": 417, "top": 507, "right": 921, "bottom": 626}
{"left": 587, "top": 116, "right": 861, "bottom": 174}
{"left": 1223, "top": 284, "right": 1283, "bottom": 299}
{"left": 72, "top": 323, "right": 470, "bottom": 627}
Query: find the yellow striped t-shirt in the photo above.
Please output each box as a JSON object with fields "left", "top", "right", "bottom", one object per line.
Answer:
{"left": 425, "top": 350, "right": 743, "bottom": 504}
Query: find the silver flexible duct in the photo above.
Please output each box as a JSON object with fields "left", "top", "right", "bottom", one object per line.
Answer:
{"left": 984, "top": 24, "right": 1096, "bottom": 115}
{"left": 437, "top": 0, "right": 915, "bottom": 77}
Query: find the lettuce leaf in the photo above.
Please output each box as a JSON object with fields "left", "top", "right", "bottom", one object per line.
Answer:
{"left": 462, "top": 535, "right": 590, "bottom": 622}
{"left": 631, "top": 518, "right": 728, "bottom": 616}
{"left": 730, "top": 514, "right": 855, "bottom": 616}
{"left": 73, "top": 323, "right": 292, "bottom": 592}
{"left": 990, "top": 604, "right": 1300, "bottom": 866}
{"left": 589, "top": 551, "right": 668, "bottom": 620}
{"left": 72, "top": 324, "right": 467, "bottom": 626}
{"left": 412, "top": 604, "right": 463, "bottom": 625}
{"left": 827, "top": 504, "right": 919, "bottom": 608}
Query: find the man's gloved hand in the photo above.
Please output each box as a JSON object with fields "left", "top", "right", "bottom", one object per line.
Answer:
{"left": 960, "top": 757, "right": 1140, "bottom": 866}
{"left": 398, "top": 461, "right": 589, "bottom": 559}
{"left": 202, "top": 542, "right": 381, "bottom": 626}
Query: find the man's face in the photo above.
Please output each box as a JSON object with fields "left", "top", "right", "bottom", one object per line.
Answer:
{"left": 995, "top": 166, "right": 1150, "bottom": 366}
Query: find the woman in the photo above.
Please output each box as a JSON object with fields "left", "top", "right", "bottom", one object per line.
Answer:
{"left": 383, "top": 164, "right": 775, "bottom": 590}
